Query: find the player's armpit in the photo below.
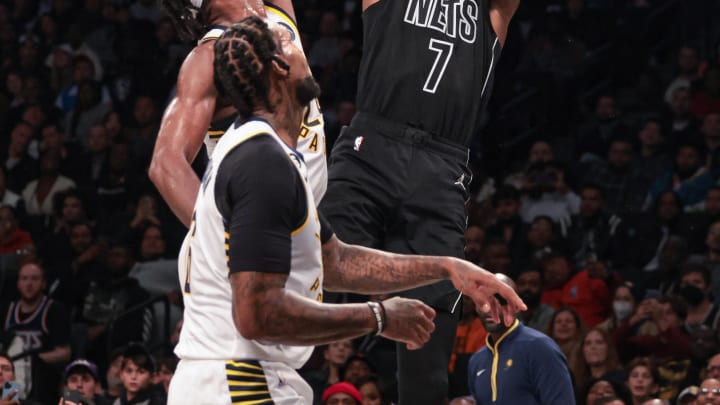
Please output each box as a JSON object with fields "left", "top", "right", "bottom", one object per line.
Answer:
{"left": 229, "top": 270, "right": 377, "bottom": 344}
{"left": 150, "top": 43, "right": 218, "bottom": 227}
{"left": 489, "top": 0, "right": 520, "bottom": 47}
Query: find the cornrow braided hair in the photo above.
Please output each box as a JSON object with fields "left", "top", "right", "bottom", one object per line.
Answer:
{"left": 161, "top": 0, "right": 205, "bottom": 42}
{"left": 213, "top": 16, "right": 284, "bottom": 117}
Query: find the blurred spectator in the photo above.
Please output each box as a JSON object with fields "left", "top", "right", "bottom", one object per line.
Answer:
{"left": 662, "top": 87, "right": 701, "bottom": 143}
{"left": 525, "top": 216, "right": 565, "bottom": 265}
{"left": 582, "top": 377, "right": 633, "bottom": 405}
{"left": 564, "top": 183, "right": 618, "bottom": 269}
{"left": 54, "top": 55, "right": 110, "bottom": 115}
{"left": 680, "top": 187, "right": 720, "bottom": 254}
{"left": 303, "top": 340, "right": 354, "bottom": 404}
{"left": 613, "top": 296, "right": 690, "bottom": 362}
{"left": 78, "top": 241, "right": 150, "bottom": 363}
{"left": 95, "top": 140, "right": 132, "bottom": 218}
{"left": 692, "top": 66, "right": 720, "bottom": 118}
{"left": 676, "top": 386, "right": 699, "bottom": 405}
{"left": 547, "top": 307, "right": 586, "bottom": 365}
{"left": 21, "top": 147, "right": 75, "bottom": 217}
{"left": 697, "top": 378, "right": 720, "bottom": 405}
{"left": 5, "top": 122, "right": 39, "bottom": 193}
{"left": 113, "top": 344, "right": 165, "bottom": 405}
{"left": 0, "top": 206, "right": 32, "bottom": 255}
{"left": 322, "top": 382, "right": 362, "bottom": 405}
{"left": 581, "top": 137, "right": 647, "bottom": 215}
{"left": 308, "top": 12, "right": 342, "bottom": 70}
{"left": 486, "top": 186, "right": 528, "bottom": 266}
{"left": 516, "top": 268, "right": 555, "bottom": 332}
{"left": 126, "top": 95, "right": 160, "bottom": 172}
{"left": 342, "top": 354, "right": 375, "bottom": 386}
{"left": 325, "top": 99, "right": 356, "bottom": 151}
{"left": 560, "top": 255, "right": 612, "bottom": 328}
{"left": 520, "top": 161, "right": 580, "bottom": 223}
{"left": 664, "top": 46, "right": 702, "bottom": 104}
{"left": 355, "top": 375, "right": 384, "bottom": 405}
{"left": 464, "top": 225, "right": 485, "bottom": 265}
{"left": 646, "top": 143, "right": 714, "bottom": 210}
{"left": 688, "top": 220, "right": 720, "bottom": 302}
{"left": 678, "top": 264, "right": 720, "bottom": 329}
{"left": 540, "top": 253, "right": 574, "bottom": 309}
{"left": 65, "top": 80, "right": 111, "bottom": 144}
{"left": 703, "top": 113, "right": 720, "bottom": 171}
{"left": 39, "top": 123, "right": 86, "bottom": 186}
{"left": 634, "top": 120, "right": 672, "bottom": 186}
{"left": 576, "top": 95, "right": 622, "bottom": 164}
{"left": 100, "top": 349, "right": 124, "bottom": 402}
{"left": 62, "top": 358, "right": 110, "bottom": 405}
{"left": 153, "top": 356, "right": 176, "bottom": 395}
{"left": 3, "top": 262, "right": 71, "bottom": 404}
{"left": 102, "top": 111, "right": 125, "bottom": 142}
{"left": 0, "top": 166, "right": 23, "bottom": 213}
{"left": 570, "top": 328, "right": 623, "bottom": 392}
{"left": 598, "top": 283, "right": 638, "bottom": 332}
{"left": 479, "top": 238, "right": 512, "bottom": 277}
{"left": 503, "top": 140, "right": 556, "bottom": 191}
{"left": 625, "top": 357, "right": 660, "bottom": 405}
{"left": 129, "top": 0, "right": 162, "bottom": 23}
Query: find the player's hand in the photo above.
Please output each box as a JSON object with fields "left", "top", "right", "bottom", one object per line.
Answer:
{"left": 448, "top": 259, "right": 527, "bottom": 327}
{"left": 379, "top": 297, "right": 436, "bottom": 350}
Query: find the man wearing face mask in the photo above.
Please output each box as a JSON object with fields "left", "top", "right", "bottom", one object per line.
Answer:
{"left": 515, "top": 269, "right": 555, "bottom": 333}
{"left": 679, "top": 264, "right": 720, "bottom": 330}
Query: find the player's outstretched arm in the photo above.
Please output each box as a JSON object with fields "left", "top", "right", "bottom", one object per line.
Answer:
{"left": 321, "top": 236, "right": 526, "bottom": 326}
{"left": 489, "top": 0, "right": 520, "bottom": 46}
{"left": 149, "top": 43, "right": 217, "bottom": 227}
{"left": 229, "top": 272, "right": 436, "bottom": 349}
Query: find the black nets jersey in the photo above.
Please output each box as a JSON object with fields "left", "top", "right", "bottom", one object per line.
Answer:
{"left": 356, "top": 0, "right": 500, "bottom": 147}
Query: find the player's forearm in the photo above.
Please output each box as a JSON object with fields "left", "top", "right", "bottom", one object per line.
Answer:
{"left": 149, "top": 154, "right": 199, "bottom": 227}
{"left": 234, "top": 288, "right": 376, "bottom": 345}
{"left": 323, "top": 237, "right": 454, "bottom": 294}
{"left": 38, "top": 345, "right": 71, "bottom": 364}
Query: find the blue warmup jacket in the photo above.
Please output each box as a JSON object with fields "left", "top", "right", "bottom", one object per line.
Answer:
{"left": 467, "top": 320, "right": 576, "bottom": 405}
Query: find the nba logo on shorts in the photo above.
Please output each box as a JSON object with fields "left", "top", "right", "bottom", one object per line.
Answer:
{"left": 354, "top": 136, "right": 364, "bottom": 152}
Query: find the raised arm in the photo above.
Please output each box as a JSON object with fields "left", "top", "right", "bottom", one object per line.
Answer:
{"left": 322, "top": 235, "right": 526, "bottom": 325}
{"left": 149, "top": 43, "right": 217, "bottom": 227}
{"left": 489, "top": 0, "right": 520, "bottom": 47}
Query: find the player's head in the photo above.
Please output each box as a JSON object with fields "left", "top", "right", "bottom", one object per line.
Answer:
{"left": 477, "top": 273, "right": 516, "bottom": 333}
{"left": 213, "top": 16, "right": 320, "bottom": 118}
{"left": 161, "top": 0, "right": 205, "bottom": 41}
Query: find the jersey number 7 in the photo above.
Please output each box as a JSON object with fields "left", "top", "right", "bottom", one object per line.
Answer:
{"left": 423, "top": 38, "right": 454, "bottom": 94}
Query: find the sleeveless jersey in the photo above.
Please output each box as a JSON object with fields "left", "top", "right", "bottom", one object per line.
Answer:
{"left": 175, "top": 119, "right": 324, "bottom": 369}
{"left": 4, "top": 297, "right": 52, "bottom": 351}
{"left": 357, "top": 0, "right": 500, "bottom": 147}
{"left": 198, "top": 6, "right": 328, "bottom": 202}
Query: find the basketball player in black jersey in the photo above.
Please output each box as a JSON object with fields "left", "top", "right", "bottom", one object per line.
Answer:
{"left": 319, "top": 0, "right": 521, "bottom": 403}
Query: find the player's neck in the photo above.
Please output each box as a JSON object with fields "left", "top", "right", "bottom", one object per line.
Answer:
{"left": 20, "top": 295, "right": 44, "bottom": 312}
{"left": 208, "top": 0, "right": 264, "bottom": 26}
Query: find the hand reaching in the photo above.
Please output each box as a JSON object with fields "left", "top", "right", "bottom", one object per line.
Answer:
{"left": 448, "top": 259, "right": 526, "bottom": 326}
{"left": 379, "top": 297, "right": 436, "bottom": 350}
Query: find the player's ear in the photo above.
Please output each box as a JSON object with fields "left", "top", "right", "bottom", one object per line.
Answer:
{"left": 271, "top": 55, "right": 290, "bottom": 78}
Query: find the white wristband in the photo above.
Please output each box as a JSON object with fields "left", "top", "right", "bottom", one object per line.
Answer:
{"left": 367, "top": 301, "right": 384, "bottom": 336}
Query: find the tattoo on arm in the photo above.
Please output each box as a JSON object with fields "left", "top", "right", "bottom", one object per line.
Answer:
{"left": 322, "top": 236, "right": 452, "bottom": 294}
{"left": 230, "top": 271, "right": 377, "bottom": 345}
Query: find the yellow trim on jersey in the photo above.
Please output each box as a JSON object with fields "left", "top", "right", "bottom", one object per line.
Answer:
{"left": 230, "top": 399, "right": 272, "bottom": 405}
{"left": 228, "top": 380, "right": 268, "bottom": 387}
{"left": 226, "top": 369, "right": 266, "bottom": 378}
{"left": 208, "top": 130, "right": 225, "bottom": 139}
{"left": 228, "top": 361, "right": 264, "bottom": 371}
{"left": 199, "top": 28, "right": 225, "bottom": 44}
{"left": 265, "top": 4, "right": 299, "bottom": 36}
{"left": 290, "top": 210, "right": 310, "bottom": 237}
{"left": 485, "top": 319, "right": 520, "bottom": 401}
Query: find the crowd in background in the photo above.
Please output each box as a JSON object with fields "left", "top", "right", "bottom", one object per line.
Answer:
{"left": 0, "top": 0, "right": 720, "bottom": 403}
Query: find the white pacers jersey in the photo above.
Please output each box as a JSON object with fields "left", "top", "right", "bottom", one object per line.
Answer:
{"left": 201, "top": 5, "right": 328, "bottom": 203}
{"left": 175, "top": 118, "right": 324, "bottom": 370}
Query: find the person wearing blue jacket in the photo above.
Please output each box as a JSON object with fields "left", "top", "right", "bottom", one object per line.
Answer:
{"left": 468, "top": 274, "right": 575, "bottom": 405}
